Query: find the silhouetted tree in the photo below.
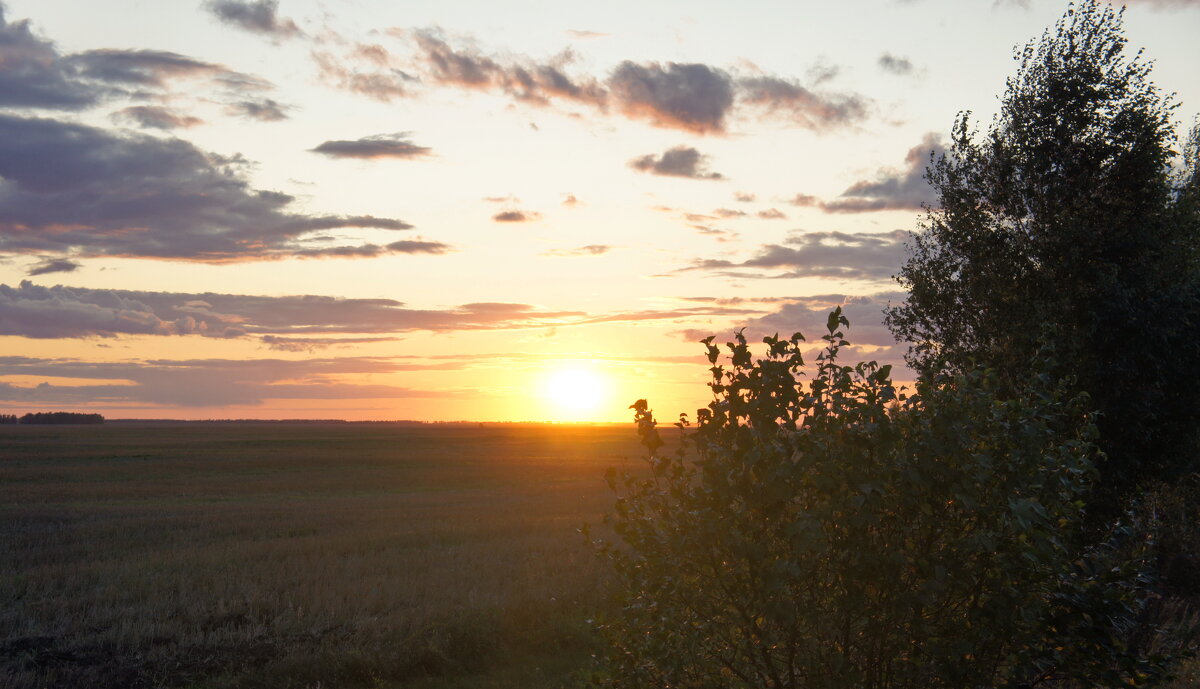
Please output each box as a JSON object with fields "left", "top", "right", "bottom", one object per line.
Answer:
{"left": 885, "top": 0, "right": 1200, "bottom": 514}
{"left": 598, "top": 311, "right": 1170, "bottom": 687}
{"left": 19, "top": 412, "right": 105, "bottom": 424}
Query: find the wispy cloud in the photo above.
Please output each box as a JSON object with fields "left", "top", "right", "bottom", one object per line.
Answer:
{"left": 25, "top": 258, "right": 80, "bottom": 276}
{"left": 677, "top": 230, "right": 909, "bottom": 281}
{"left": 113, "top": 105, "right": 204, "bottom": 129}
{"left": 542, "top": 244, "right": 611, "bottom": 257}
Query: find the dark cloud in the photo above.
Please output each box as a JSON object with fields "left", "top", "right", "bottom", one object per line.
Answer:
{"left": 492, "top": 210, "right": 540, "bottom": 222}
{"left": 310, "top": 133, "right": 432, "bottom": 159}
{"left": 26, "top": 258, "right": 80, "bottom": 276}
{"left": 757, "top": 208, "right": 787, "bottom": 219}
{"left": 0, "top": 8, "right": 100, "bottom": 108}
{"left": 630, "top": 146, "right": 723, "bottom": 180}
{"left": 678, "top": 230, "right": 909, "bottom": 281}
{"left": 0, "top": 114, "right": 417, "bottom": 261}
{"left": 319, "top": 28, "right": 867, "bottom": 135}
{"left": 608, "top": 61, "right": 734, "bottom": 133}
{"left": 203, "top": 0, "right": 300, "bottom": 38}
{"left": 225, "top": 98, "right": 289, "bottom": 121}
{"left": 114, "top": 105, "right": 204, "bottom": 129}
{"left": 0, "top": 6, "right": 273, "bottom": 112}
{"left": 737, "top": 76, "right": 868, "bottom": 130}
{"left": 878, "top": 53, "right": 915, "bottom": 75}
{"left": 542, "top": 244, "right": 611, "bottom": 257}
{"left": 66, "top": 49, "right": 229, "bottom": 88}
{"left": 823, "top": 133, "right": 942, "bottom": 213}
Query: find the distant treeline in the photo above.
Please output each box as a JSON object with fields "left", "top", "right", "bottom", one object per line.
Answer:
{"left": 1, "top": 412, "right": 105, "bottom": 425}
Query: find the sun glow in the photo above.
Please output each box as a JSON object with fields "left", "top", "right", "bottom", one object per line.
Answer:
{"left": 543, "top": 365, "right": 608, "bottom": 421}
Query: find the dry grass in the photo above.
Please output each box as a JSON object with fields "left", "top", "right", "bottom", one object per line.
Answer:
{"left": 1, "top": 422, "right": 645, "bottom": 688}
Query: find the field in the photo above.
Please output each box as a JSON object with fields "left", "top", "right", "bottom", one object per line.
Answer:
{"left": 1, "top": 422, "right": 649, "bottom": 689}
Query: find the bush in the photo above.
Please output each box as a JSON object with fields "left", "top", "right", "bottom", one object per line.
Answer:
{"left": 596, "top": 310, "right": 1169, "bottom": 688}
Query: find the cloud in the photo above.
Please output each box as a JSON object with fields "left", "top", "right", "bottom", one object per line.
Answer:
{"left": 0, "top": 6, "right": 275, "bottom": 113}
{"left": 878, "top": 53, "right": 915, "bottom": 75}
{"left": 203, "top": 0, "right": 300, "bottom": 38}
{"left": 414, "top": 31, "right": 607, "bottom": 107}
{"left": 542, "top": 244, "right": 611, "bottom": 257}
{"left": 492, "top": 210, "right": 540, "bottom": 222}
{"left": 741, "top": 292, "right": 910, "bottom": 364}
{"left": 757, "top": 208, "right": 787, "bottom": 219}
{"left": 259, "top": 335, "right": 398, "bottom": 352}
{"left": 608, "top": 61, "right": 734, "bottom": 133}
{"left": 312, "top": 47, "right": 416, "bottom": 102}
{"left": 225, "top": 98, "right": 289, "bottom": 121}
{"left": 0, "top": 356, "right": 458, "bottom": 408}
{"left": 0, "top": 114, "right": 419, "bottom": 261}
{"left": 736, "top": 76, "right": 868, "bottom": 130}
{"left": 822, "top": 134, "right": 942, "bottom": 213}
{"left": 566, "top": 29, "right": 608, "bottom": 39}
{"left": 678, "top": 230, "right": 909, "bottom": 281}
{"left": 734, "top": 192, "right": 757, "bottom": 203}
{"left": 0, "top": 281, "right": 769, "bottom": 341}
{"left": 1121, "top": 0, "right": 1200, "bottom": 6}
{"left": 26, "top": 258, "right": 80, "bottom": 276}
{"left": 66, "top": 49, "right": 230, "bottom": 88}
{"left": 310, "top": 133, "right": 432, "bottom": 159}
{"left": 713, "top": 208, "right": 746, "bottom": 218}
{"left": 113, "top": 105, "right": 204, "bottom": 129}
{"left": 630, "top": 146, "right": 723, "bottom": 180}
{"left": 789, "top": 193, "right": 819, "bottom": 206}
{"left": 0, "top": 8, "right": 101, "bottom": 108}
{"left": 562, "top": 193, "right": 581, "bottom": 207}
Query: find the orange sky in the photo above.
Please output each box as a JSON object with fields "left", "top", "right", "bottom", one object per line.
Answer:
{"left": 1, "top": 0, "right": 1197, "bottom": 421}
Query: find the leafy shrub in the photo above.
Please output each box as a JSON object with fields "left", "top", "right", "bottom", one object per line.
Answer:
{"left": 596, "top": 310, "right": 1167, "bottom": 688}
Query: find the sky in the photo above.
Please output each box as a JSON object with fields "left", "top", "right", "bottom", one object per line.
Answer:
{"left": 0, "top": 0, "right": 1197, "bottom": 422}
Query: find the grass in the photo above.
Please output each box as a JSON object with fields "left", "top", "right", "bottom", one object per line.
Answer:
{"left": 1, "top": 422, "right": 646, "bottom": 688}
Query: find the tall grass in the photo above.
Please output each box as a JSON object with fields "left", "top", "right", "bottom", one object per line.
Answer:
{"left": 1, "top": 423, "right": 639, "bottom": 688}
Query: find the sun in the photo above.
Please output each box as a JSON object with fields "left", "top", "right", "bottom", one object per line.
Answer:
{"left": 543, "top": 366, "right": 607, "bottom": 420}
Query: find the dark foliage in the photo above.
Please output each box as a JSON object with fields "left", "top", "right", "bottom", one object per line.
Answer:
{"left": 885, "top": 0, "right": 1200, "bottom": 516}
{"left": 596, "top": 310, "right": 1174, "bottom": 688}
{"left": 18, "top": 412, "right": 105, "bottom": 425}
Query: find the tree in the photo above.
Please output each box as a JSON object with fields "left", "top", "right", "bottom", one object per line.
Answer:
{"left": 595, "top": 311, "right": 1166, "bottom": 688}
{"left": 885, "top": 0, "right": 1200, "bottom": 512}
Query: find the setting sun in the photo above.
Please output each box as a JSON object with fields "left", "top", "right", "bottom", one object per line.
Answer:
{"left": 543, "top": 366, "right": 608, "bottom": 420}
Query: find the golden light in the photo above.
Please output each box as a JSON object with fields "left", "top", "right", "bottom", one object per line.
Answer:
{"left": 543, "top": 365, "right": 608, "bottom": 420}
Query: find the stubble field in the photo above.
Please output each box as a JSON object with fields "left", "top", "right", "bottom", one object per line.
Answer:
{"left": 1, "top": 422, "right": 646, "bottom": 689}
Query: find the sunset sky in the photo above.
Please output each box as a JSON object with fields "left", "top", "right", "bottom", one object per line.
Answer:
{"left": 1, "top": 0, "right": 1197, "bottom": 422}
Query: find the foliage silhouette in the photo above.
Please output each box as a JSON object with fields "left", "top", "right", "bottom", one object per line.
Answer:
{"left": 884, "top": 0, "right": 1200, "bottom": 515}
{"left": 596, "top": 310, "right": 1171, "bottom": 687}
